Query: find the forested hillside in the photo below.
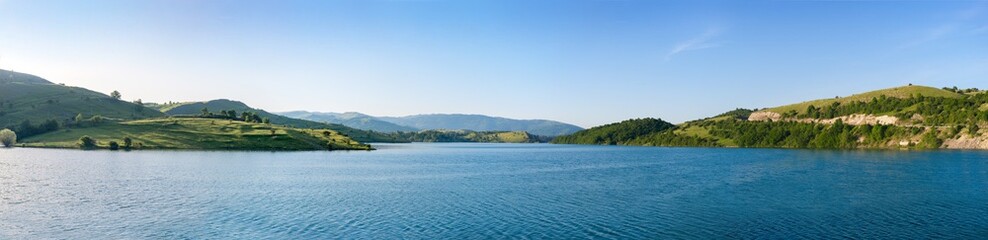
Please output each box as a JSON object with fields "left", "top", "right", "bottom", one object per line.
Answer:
{"left": 553, "top": 85, "right": 988, "bottom": 150}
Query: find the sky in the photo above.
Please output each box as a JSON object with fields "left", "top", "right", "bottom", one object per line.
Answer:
{"left": 0, "top": 0, "right": 986, "bottom": 128}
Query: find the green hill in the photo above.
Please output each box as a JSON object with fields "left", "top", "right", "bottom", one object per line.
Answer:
{"left": 0, "top": 69, "right": 52, "bottom": 84}
{"left": 19, "top": 118, "right": 372, "bottom": 151}
{"left": 554, "top": 85, "right": 988, "bottom": 150}
{"left": 160, "top": 99, "right": 403, "bottom": 143}
{"left": 0, "top": 69, "right": 165, "bottom": 132}
{"left": 551, "top": 118, "right": 676, "bottom": 145}
{"left": 765, "top": 85, "right": 963, "bottom": 115}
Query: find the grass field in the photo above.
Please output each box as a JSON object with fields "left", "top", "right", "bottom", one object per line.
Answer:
{"left": 673, "top": 125, "right": 736, "bottom": 146}
{"left": 19, "top": 118, "right": 372, "bottom": 151}
{"left": 765, "top": 85, "right": 963, "bottom": 114}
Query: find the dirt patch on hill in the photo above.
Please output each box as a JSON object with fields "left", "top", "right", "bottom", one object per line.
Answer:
{"left": 747, "top": 111, "right": 898, "bottom": 126}
{"left": 943, "top": 135, "right": 988, "bottom": 149}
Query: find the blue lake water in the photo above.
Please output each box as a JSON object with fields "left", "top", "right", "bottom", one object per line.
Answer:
{"left": 1, "top": 143, "right": 987, "bottom": 239}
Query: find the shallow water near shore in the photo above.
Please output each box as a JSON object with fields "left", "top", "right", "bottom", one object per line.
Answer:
{"left": 1, "top": 143, "right": 987, "bottom": 238}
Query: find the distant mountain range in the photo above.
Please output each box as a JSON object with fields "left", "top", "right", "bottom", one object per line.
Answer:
{"left": 279, "top": 111, "right": 584, "bottom": 136}
{"left": 157, "top": 99, "right": 402, "bottom": 143}
{"left": 278, "top": 111, "right": 418, "bottom": 132}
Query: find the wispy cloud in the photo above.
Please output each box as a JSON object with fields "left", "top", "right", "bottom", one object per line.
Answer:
{"left": 900, "top": 24, "right": 957, "bottom": 48}
{"left": 973, "top": 25, "right": 988, "bottom": 34}
{"left": 665, "top": 27, "right": 723, "bottom": 61}
{"left": 901, "top": 4, "right": 987, "bottom": 48}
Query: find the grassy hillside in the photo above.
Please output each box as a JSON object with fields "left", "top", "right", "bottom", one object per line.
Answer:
{"left": 279, "top": 111, "right": 419, "bottom": 132}
{"left": 160, "top": 99, "right": 403, "bottom": 143}
{"left": 0, "top": 69, "right": 52, "bottom": 84}
{"left": 766, "top": 85, "right": 963, "bottom": 114}
{"left": 19, "top": 118, "right": 372, "bottom": 151}
{"left": 378, "top": 114, "right": 584, "bottom": 136}
{"left": 0, "top": 70, "right": 165, "bottom": 128}
{"left": 386, "top": 130, "right": 552, "bottom": 143}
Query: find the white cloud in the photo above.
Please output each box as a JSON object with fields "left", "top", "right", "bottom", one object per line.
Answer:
{"left": 901, "top": 4, "right": 987, "bottom": 48}
{"left": 664, "top": 27, "right": 723, "bottom": 62}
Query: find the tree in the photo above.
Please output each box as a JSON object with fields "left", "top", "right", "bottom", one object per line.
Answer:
{"left": 201, "top": 107, "right": 210, "bottom": 116}
{"left": 0, "top": 129, "right": 16, "bottom": 147}
{"left": 79, "top": 136, "right": 97, "bottom": 149}
{"left": 133, "top": 99, "right": 144, "bottom": 113}
{"left": 108, "top": 141, "right": 120, "bottom": 150}
{"left": 123, "top": 137, "right": 133, "bottom": 150}
{"left": 75, "top": 113, "right": 84, "bottom": 125}
{"left": 262, "top": 118, "right": 270, "bottom": 124}
{"left": 110, "top": 90, "right": 122, "bottom": 100}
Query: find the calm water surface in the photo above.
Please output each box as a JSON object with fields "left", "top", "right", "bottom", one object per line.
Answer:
{"left": 1, "top": 143, "right": 987, "bottom": 239}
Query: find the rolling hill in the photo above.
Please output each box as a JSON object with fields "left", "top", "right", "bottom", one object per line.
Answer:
{"left": 554, "top": 85, "right": 988, "bottom": 150}
{"left": 19, "top": 118, "right": 372, "bottom": 150}
{"left": 159, "top": 99, "right": 402, "bottom": 143}
{"left": 279, "top": 111, "right": 418, "bottom": 132}
{"left": 377, "top": 114, "right": 583, "bottom": 136}
{"left": 551, "top": 118, "right": 676, "bottom": 145}
{"left": 0, "top": 69, "right": 165, "bottom": 129}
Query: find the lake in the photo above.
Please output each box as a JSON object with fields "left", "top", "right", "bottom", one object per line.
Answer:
{"left": 1, "top": 143, "right": 987, "bottom": 238}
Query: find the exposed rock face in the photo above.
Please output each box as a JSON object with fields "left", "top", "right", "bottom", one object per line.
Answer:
{"left": 748, "top": 111, "right": 898, "bottom": 126}
{"left": 818, "top": 114, "right": 898, "bottom": 125}
{"left": 747, "top": 111, "right": 781, "bottom": 122}
{"left": 943, "top": 135, "right": 988, "bottom": 149}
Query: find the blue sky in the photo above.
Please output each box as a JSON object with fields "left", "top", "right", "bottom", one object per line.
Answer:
{"left": 0, "top": 0, "right": 986, "bottom": 127}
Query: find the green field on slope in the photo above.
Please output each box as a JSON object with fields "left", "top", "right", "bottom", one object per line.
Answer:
{"left": 20, "top": 118, "right": 372, "bottom": 151}
{"left": 0, "top": 82, "right": 164, "bottom": 128}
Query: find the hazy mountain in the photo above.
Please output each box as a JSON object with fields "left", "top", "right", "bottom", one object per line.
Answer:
{"left": 279, "top": 111, "right": 418, "bottom": 132}
{"left": 378, "top": 114, "right": 583, "bottom": 136}
{"left": 161, "top": 100, "right": 402, "bottom": 143}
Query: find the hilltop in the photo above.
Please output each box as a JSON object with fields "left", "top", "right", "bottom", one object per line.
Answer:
{"left": 0, "top": 69, "right": 165, "bottom": 136}
{"left": 554, "top": 85, "right": 988, "bottom": 150}
{"left": 159, "top": 100, "right": 402, "bottom": 143}
{"left": 763, "top": 85, "right": 964, "bottom": 115}
{"left": 0, "top": 69, "right": 52, "bottom": 85}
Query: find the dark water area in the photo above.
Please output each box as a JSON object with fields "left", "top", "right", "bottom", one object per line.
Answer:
{"left": 1, "top": 143, "right": 986, "bottom": 238}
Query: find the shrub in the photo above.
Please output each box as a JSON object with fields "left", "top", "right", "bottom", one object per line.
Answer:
{"left": 79, "top": 136, "right": 97, "bottom": 149}
{"left": 108, "top": 141, "right": 120, "bottom": 150}
{"left": 0, "top": 129, "right": 16, "bottom": 147}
